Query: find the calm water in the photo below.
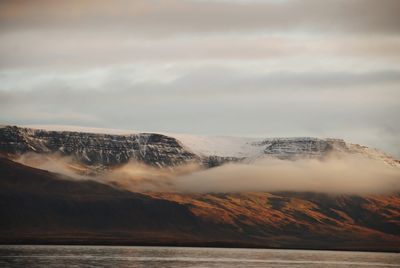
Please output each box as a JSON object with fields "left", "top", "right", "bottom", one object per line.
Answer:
{"left": 0, "top": 245, "right": 399, "bottom": 268}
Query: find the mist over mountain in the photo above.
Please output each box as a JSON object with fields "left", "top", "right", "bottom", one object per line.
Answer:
{"left": 1, "top": 125, "right": 399, "bottom": 194}
{"left": 0, "top": 124, "right": 399, "bottom": 251}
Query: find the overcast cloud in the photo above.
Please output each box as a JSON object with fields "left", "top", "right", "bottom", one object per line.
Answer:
{"left": 0, "top": 0, "right": 399, "bottom": 157}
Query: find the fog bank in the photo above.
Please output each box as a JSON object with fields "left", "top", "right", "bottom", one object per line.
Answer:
{"left": 173, "top": 155, "right": 400, "bottom": 194}
{"left": 14, "top": 153, "right": 400, "bottom": 194}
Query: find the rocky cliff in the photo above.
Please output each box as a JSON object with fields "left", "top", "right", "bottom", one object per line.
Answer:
{"left": 0, "top": 125, "right": 398, "bottom": 169}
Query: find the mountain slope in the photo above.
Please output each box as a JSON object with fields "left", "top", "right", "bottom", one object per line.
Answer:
{"left": 0, "top": 157, "right": 399, "bottom": 251}
{"left": 0, "top": 125, "right": 399, "bottom": 251}
{"left": 0, "top": 157, "right": 206, "bottom": 244}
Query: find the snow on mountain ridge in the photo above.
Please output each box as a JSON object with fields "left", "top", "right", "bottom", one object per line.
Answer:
{"left": 12, "top": 124, "right": 399, "bottom": 167}
{"left": 20, "top": 125, "right": 345, "bottom": 158}
{"left": 1, "top": 125, "right": 200, "bottom": 168}
{"left": 22, "top": 124, "right": 140, "bottom": 135}
{"left": 170, "top": 134, "right": 262, "bottom": 158}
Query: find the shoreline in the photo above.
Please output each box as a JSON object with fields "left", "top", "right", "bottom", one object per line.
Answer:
{"left": 1, "top": 240, "right": 399, "bottom": 254}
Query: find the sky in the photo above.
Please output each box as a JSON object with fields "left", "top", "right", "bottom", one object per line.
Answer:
{"left": 0, "top": 0, "right": 399, "bottom": 157}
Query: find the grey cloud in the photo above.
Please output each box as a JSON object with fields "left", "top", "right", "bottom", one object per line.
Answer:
{"left": 0, "top": 0, "right": 399, "bottom": 35}
{"left": 171, "top": 68, "right": 400, "bottom": 93}
{"left": 1, "top": 33, "right": 399, "bottom": 69}
{"left": 1, "top": 67, "right": 399, "bottom": 156}
{"left": 2, "top": 67, "right": 400, "bottom": 96}
{"left": 0, "top": 0, "right": 399, "bottom": 159}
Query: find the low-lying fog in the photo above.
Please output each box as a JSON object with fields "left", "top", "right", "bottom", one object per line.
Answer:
{"left": 16, "top": 153, "right": 400, "bottom": 195}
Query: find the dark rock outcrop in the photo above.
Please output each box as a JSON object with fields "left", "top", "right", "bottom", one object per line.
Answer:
{"left": 0, "top": 126, "right": 199, "bottom": 167}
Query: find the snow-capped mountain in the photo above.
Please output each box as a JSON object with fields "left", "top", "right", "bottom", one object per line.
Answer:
{"left": 0, "top": 125, "right": 200, "bottom": 168}
{"left": 0, "top": 125, "right": 398, "bottom": 168}
{"left": 1, "top": 125, "right": 400, "bottom": 252}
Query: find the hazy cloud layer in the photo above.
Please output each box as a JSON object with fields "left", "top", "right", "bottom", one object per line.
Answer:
{"left": 109, "top": 155, "right": 400, "bottom": 194}
{"left": 173, "top": 156, "right": 400, "bottom": 194}
{"left": 0, "top": 0, "right": 399, "bottom": 157}
{"left": 1, "top": 0, "right": 399, "bottom": 34}
{"left": 16, "top": 153, "right": 400, "bottom": 195}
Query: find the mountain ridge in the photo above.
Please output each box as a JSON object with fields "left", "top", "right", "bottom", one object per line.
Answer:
{"left": 1, "top": 125, "right": 398, "bottom": 169}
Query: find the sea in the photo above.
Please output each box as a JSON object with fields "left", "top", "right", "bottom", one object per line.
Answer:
{"left": 0, "top": 245, "right": 399, "bottom": 268}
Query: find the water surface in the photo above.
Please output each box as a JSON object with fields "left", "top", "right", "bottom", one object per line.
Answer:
{"left": 0, "top": 245, "right": 399, "bottom": 268}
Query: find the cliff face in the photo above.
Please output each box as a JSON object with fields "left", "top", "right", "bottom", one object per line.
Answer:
{"left": 257, "top": 138, "right": 346, "bottom": 159}
{"left": 1, "top": 125, "right": 398, "bottom": 169}
{"left": 0, "top": 126, "right": 200, "bottom": 167}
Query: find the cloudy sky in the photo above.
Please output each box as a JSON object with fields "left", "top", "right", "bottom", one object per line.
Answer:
{"left": 0, "top": 0, "right": 399, "bottom": 156}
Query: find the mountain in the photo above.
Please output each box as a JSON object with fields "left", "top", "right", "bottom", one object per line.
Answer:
{"left": 1, "top": 125, "right": 398, "bottom": 169}
{"left": 0, "top": 125, "right": 399, "bottom": 251}
{"left": 0, "top": 156, "right": 212, "bottom": 245}
{"left": 0, "top": 156, "right": 399, "bottom": 251}
{"left": 0, "top": 125, "right": 200, "bottom": 168}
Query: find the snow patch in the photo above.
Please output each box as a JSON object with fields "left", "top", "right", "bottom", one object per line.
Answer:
{"left": 170, "top": 134, "right": 263, "bottom": 158}
{"left": 22, "top": 125, "right": 140, "bottom": 135}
